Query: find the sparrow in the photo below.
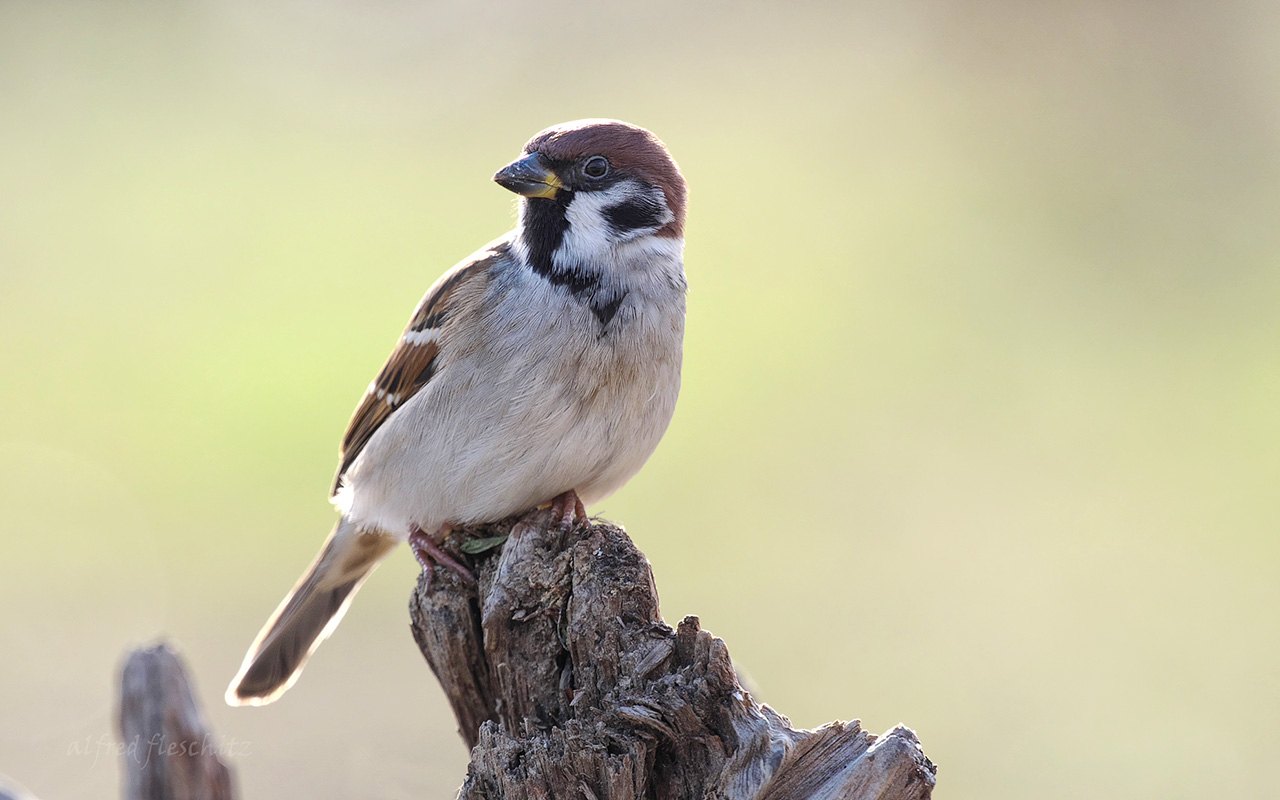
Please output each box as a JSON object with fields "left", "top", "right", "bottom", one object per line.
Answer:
{"left": 226, "top": 119, "right": 688, "bottom": 706}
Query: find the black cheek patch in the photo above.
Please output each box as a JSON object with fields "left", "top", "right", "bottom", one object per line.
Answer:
{"left": 605, "top": 196, "right": 666, "bottom": 233}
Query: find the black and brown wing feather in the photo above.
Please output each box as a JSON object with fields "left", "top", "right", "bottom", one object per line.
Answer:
{"left": 330, "top": 245, "right": 502, "bottom": 496}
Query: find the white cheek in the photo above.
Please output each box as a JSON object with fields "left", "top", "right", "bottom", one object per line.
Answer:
{"left": 558, "top": 180, "right": 673, "bottom": 266}
{"left": 560, "top": 185, "right": 629, "bottom": 261}
{"left": 561, "top": 192, "right": 619, "bottom": 262}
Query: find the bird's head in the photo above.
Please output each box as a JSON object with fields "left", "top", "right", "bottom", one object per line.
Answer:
{"left": 494, "top": 119, "right": 687, "bottom": 254}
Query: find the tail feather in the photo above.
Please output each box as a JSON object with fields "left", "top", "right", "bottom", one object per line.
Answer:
{"left": 226, "top": 519, "right": 396, "bottom": 706}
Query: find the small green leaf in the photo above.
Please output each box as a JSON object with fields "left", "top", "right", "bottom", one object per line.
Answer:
{"left": 460, "top": 534, "right": 509, "bottom": 555}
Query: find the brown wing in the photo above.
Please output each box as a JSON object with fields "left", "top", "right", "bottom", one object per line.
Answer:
{"left": 329, "top": 243, "right": 503, "bottom": 496}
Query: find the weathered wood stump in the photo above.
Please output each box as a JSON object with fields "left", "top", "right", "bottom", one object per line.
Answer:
{"left": 117, "top": 643, "right": 237, "bottom": 800}
{"left": 410, "top": 512, "right": 936, "bottom": 800}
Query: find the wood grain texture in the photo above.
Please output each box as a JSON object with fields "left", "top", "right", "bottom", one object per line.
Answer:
{"left": 117, "top": 642, "right": 236, "bottom": 800}
{"left": 410, "top": 513, "right": 937, "bottom": 800}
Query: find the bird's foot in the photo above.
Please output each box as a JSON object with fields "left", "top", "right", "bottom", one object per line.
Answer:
{"left": 409, "top": 526, "right": 476, "bottom": 590}
{"left": 548, "top": 489, "right": 587, "bottom": 532}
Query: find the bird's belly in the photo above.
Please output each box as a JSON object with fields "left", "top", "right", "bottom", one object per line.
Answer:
{"left": 335, "top": 316, "right": 681, "bottom": 537}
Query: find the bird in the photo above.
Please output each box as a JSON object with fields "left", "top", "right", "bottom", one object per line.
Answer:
{"left": 225, "top": 119, "right": 688, "bottom": 706}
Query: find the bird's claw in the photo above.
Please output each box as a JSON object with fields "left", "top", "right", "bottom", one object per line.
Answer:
{"left": 409, "top": 527, "right": 477, "bottom": 588}
{"left": 549, "top": 489, "right": 587, "bottom": 532}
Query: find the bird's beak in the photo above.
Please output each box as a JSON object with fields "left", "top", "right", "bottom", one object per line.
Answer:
{"left": 493, "top": 153, "right": 563, "bottom": 199}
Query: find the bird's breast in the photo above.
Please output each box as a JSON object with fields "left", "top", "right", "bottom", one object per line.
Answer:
{"left": 337, "top": 266, "right": 684, "bottom": 535}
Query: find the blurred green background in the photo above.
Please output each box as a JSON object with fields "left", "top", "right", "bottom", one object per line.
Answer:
{"left": 2, "top": 1, "right": 1278, "bottom": 798}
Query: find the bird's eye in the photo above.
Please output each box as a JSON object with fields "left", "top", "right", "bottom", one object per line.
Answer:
{"left": 583, "top": 156, "right": 610, "bottom": 179}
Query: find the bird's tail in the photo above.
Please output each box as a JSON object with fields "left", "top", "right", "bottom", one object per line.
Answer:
{"left": 225, "top": 518, "right": 397, "bottom": 706}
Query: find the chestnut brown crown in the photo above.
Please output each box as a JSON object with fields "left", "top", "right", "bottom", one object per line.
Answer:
{"left": 522, "top": 119, "right": 687, "bottom": 238}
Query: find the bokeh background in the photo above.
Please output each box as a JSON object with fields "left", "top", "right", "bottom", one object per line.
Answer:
{"left": 2, "top": 1, "right": 1278, "bottom": 798}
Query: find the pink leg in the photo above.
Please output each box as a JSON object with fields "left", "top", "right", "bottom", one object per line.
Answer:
{"left": 409, "top": 526, "right": 476, "bottom": 587}
{"left": 548, "top": 489, "right": 587, "bottom": 531}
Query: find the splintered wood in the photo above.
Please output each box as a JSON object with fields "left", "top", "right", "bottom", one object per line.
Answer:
{"left": 410, "top": 514, "right": 936, "bottom": 800}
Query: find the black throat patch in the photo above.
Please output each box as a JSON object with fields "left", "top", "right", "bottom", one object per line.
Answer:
{"left": 520, "top": 195, "right": 628, "bottom": 327}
